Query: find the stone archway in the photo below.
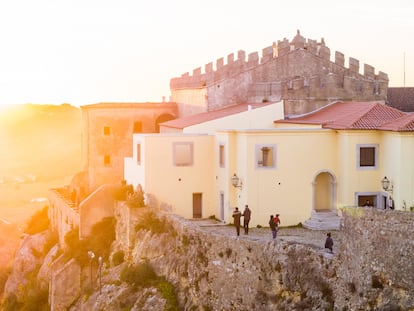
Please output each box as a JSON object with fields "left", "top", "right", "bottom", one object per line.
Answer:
{"left": 313, "top": 171, "right": 335, "bottom": 211}
{"left": 303, "top": 171, "right": 340, "bottom": 230}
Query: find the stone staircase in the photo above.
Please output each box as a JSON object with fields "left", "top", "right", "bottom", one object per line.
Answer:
{"left": 303, "top": 209, "right": 341, "bottom": 230}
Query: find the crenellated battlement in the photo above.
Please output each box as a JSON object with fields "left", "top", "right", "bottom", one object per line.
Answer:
{"left": 170, "top": 30, "right": 388, "bottom": 90}
{"left": 170, "top": 30, "right": 389, "bottom": 115}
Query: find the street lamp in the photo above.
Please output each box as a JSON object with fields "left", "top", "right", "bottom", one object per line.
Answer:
{"left": 87, "top": 250, "right": 95, "bottom": 288}
{"left": 231, "top": 173, "right": 243, "bottom": 190}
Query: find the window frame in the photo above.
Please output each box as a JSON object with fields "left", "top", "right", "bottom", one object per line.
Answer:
{"left": 173, "top": 142, "right": 194, "bottom": 167}
{"left": 356, "top": 144, "right": 378, "bottom": 170}
{"left": 255, "top": 144, "right": 277, "bottom": 169}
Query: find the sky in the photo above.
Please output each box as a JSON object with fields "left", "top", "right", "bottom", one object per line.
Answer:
{"left": 0, "top": 0, "right": 413, "bottom": 107}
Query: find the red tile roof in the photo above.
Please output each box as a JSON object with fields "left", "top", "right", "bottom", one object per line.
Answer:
{"left": 275, "top": 101, "right": 413, "bottom": 131}
{"left": 379, "top": 113, "right": 414, "bottom": 131}
{"left": 161, "top": 102, "right": 274, "bottom": 129}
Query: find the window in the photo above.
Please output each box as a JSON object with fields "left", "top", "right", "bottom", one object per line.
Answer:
{"left": 103, "top": 126, "right": 111, "bottom": 135}
{"left": 256, "top": 144, "right": 276, "bottom": 168}
{"left": 173, "top": 142, "right": 193, "bottom": 166}
{"left": 357, "top": 144, "right": 378, "bottom": 169}
{"left": 219, "top": 144, "right": 225, "bottom": 168}
{"left": 104, "top": 155, "right": 111, "bottom": 166}
{"left": 137, "top": 143, "right": 141, "bottom": 165}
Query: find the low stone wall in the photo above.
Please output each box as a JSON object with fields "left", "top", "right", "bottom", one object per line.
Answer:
{"left": 335, "top": 208, "right": 414, "bottom": 309}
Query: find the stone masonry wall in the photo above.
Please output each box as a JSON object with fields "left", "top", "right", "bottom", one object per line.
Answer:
{"left": 170, "top": 31, "right": 389, "bottom": 116}
{"left": 335, "top": 208, "right": 414, "bottom": 309}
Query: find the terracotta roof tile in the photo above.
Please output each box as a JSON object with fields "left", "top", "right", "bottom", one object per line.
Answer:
{"left": 161, "top": 102, "right": 273, "bottom": 129}
{"left": 276, "top": 101, "right": 411, "bottom": 131}
{"left": 379, "top": 113, "right": 414, "bottom": 131}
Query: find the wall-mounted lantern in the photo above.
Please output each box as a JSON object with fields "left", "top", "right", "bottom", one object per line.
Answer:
{"left": 231, "top": 173, "right": 243, "bottom": 190}
{"left": 381, "top": 176, "right": 393, "bottom": 193}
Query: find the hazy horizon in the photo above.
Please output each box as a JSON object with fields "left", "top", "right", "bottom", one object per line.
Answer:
{"left": 0, "top": 0, "right": 412, "bottom": 107}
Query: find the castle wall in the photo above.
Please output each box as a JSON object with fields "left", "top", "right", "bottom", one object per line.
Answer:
{"left": 170, "top": 32, "right": 389, "bottom": 116}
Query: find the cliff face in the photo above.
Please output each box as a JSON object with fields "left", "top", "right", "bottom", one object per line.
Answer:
{"left": 5, "top": 207, "right": 414, "bottom": 310}
{"left": 131, "top": 220, "right": 337, "bottom": 310}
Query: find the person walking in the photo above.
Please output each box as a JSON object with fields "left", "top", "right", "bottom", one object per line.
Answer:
{"left": 232, "top": 207, "right": 242, "bottom": 236}
{"left": 325, "top": 232, "right": 334, "bottom": 253}
{"left": 242, "top": 204, "right": 251, "bottom": 235}
{"left": 269, "top": 215, "right": 277, "bottom": 239}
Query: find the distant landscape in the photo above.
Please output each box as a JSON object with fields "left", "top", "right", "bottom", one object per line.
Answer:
{"left": 0, "top": 104, "right": 82, "bottom": 268}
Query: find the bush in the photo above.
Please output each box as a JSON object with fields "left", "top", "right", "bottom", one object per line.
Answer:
{"left": 87, "top": 217, "right": 116, "bottom": 260}
{"left": 24, "top": 206, "right": 50, "bottom": 235}
{"left": 120, "top": 261, "right": 157, "bottom": 289}
{"left": 112, "top": 250, "right": 125, "bottom": 266}
{"left": 64, "top": 227, "right": 88, "bottom": 265}
{"left": 135, "top": 211, "right": 172, "bottom": 235}
{"left": 156, "top": 277, "right": 179, "bottom": 311}
{"left": 64, "top": 217, "right": 116, "bottom": 266}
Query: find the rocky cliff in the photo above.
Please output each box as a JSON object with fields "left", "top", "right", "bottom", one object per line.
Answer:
{"left": 3, "top": 207, "right": 414, "bottom": 310}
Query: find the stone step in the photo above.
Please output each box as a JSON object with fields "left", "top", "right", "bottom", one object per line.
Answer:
{"left": 303, "top": 210, "right": 341, "bottom": 230}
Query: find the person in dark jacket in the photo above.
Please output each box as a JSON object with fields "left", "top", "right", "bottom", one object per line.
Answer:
{"left": 242, "top": 205, "right": 251, "bottom": 235}
{"left": 269, "top": 215, "right": 277, "bottom": 239}
{"left": 232, "top": 207, "right": 242, "bottom": 236}
{"left": 325, "top": 232, "right": 334, "bottom": 253}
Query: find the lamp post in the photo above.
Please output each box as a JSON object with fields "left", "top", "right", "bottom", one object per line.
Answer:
{"left": 87, "top": 250, "right": 95, "bottom": 289}
{"left": 98, "top": 256, "right": 103, "bottom": 294}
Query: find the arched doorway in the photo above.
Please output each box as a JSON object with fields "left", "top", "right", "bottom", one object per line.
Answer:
{"left": 313, "top": 171, "right": 336, "bottom": 212}
{"left": 304, "top": 171, "right": 340, "bottom": 230}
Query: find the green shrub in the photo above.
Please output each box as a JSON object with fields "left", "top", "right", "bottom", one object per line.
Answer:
{"left": 156, "top": 277, "right": 179, "bottom": 311}
{"left": 24, "top": 206, "right": 50, "bottom": 235}
{"left": 87, "top": 217, "right": 116, "bottom": 260}
{"left": 112, "top": 250, "right": 125, "bottom": 266}
{"left": 120, "top": 261, "right": 157, "bottom": 289}
{"left": 127, "top": 184, "right": 145, "bottom": 208}
{"left": 64, "top": 217, "right": 116, "bottom": 266}
{"left": 135, "top": 211, "right": 172, "bottom": 235}
{"left": 64, "top": 227, "right": 88, "bottom": 265}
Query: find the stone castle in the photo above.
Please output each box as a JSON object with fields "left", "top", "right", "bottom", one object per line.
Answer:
{"left": 170, "top": 30, "right": 388, "bottom": 116}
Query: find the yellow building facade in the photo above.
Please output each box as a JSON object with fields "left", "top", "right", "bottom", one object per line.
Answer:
{"left": 124, "top": 101, "right": 414, "bottom": 228}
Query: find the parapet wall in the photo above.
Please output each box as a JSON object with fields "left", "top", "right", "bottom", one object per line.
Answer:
{"left": 171, "top": 30, "right": 388, "bottom": 89}
{"left": 335, "top": 208, "right": 414, "bottom": 308}
{"left": 170, "top": 30, "right": 389, "bottom": 113}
